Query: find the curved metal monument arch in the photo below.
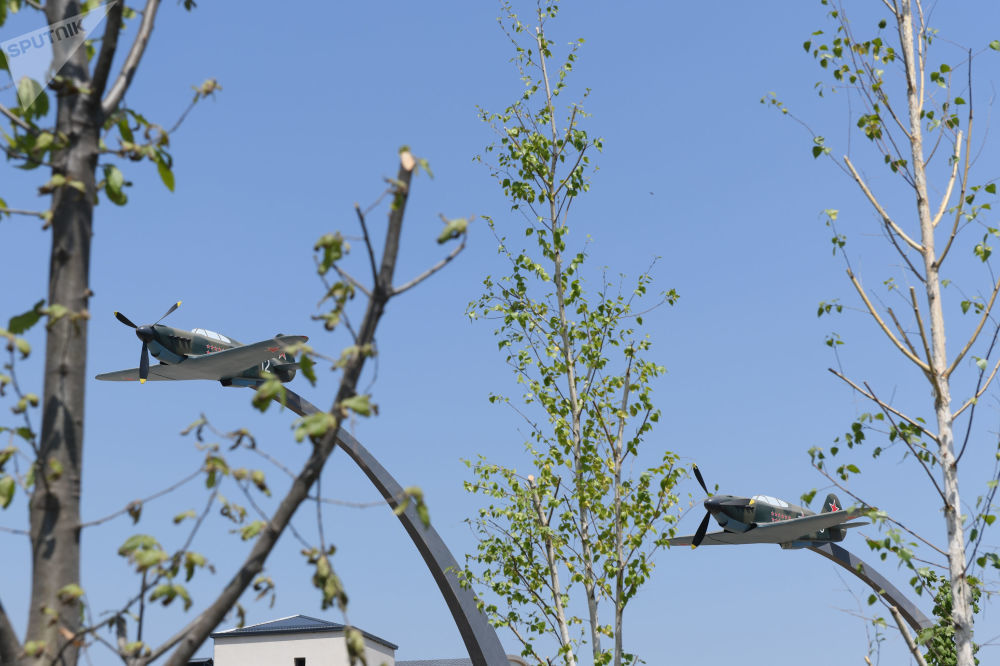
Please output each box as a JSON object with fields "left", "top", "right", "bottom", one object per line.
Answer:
{"left": 281, "top": 389, "right": 509, "bottom": 666}
{"left": 806, "top": 542, "right": 933, "bottom": 634}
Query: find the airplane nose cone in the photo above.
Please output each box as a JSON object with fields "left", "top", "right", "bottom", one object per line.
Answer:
{"left": 704, "top": 496, "right": 722, "bottom": 513}
{"left": 136, "top": 325, "right": 154, "bottom": 343}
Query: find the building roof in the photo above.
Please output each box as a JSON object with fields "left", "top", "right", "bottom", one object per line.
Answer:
{"left": 396, "top": 655, "right": 526, "bottom": 666}
{"left": 210, "top": 614, "right": 398, "bottom": 650}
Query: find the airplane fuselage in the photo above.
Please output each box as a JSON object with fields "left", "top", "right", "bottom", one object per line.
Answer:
{"left": 705, "top": 494, "right": 846, "bottom": 549}
{"left": 142, "top": 324, "right": 296, "bottom": 386}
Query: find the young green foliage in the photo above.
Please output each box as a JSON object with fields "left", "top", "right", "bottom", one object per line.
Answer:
{"left": 769, "top": 2, "right": 1000, "bottom": 664}
{"left": 463, "top": 5, "right": 683, "bottom": 665}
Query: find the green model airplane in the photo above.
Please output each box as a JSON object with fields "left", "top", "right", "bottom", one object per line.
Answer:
{"left": 669, "top": 466, "right": 869, "bottom": 549}
{"left": 95, "top": 302, "right": 306, "bottom": 387}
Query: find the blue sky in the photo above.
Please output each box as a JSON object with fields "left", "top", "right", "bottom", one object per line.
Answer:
{"left": 4, "top": 1, "right": 1000, "bottom": 664}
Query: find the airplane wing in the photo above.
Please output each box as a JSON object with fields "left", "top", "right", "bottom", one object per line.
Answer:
{"left": 95, "top": 365, "right": 192, "bottom": 381}
{"left": 95, "top": 336, "right": 308, "bottom": 382}
{"left": 669, "top": 509, "right": 869, "bottom": 547}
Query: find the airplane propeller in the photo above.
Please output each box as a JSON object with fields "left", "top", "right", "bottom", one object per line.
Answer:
{"left": 113, "top": 301, "right": 181, "bottom": 384}
{"left": 691, "top": 464, "right": 712, "bottom": 549}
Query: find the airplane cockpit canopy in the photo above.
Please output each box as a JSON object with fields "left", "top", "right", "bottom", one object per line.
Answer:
{"left": 192, "top": 328, "right": 233, "bottom": 344}
{"left": 751, "top": 495, "right": 789, "bottom": 508}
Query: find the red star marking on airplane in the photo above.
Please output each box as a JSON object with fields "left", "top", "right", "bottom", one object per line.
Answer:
{"left": 267, "top": 346, "right": 280, "bottom": 353}
{"left": 829, "top": 500, "right": 839, "bottom": 512}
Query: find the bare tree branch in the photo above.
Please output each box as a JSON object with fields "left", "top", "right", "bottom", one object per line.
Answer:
{"left": 90, "top": 0, "right": 124, "bottom": 102}
{"left": 101, "top": 0, "right": 161, "bottom": 116}
{"left": 946, "top": 273, "right": 1000, "bottom": 378}
{"left": 953, "top": 358, "right": 1000, "bottom": 419}
{"left": 910, "top": 286, "right": 934, "bottom": 371}
{"left": 847, "top": 269, "right": 931, "bottom": 372}
{"left": 392, "top": 236, "right": 467, "bottom": 296}
{"left": 0, "top": 207, "right": 48, "bottom": 220}
{"left": 889, "top": 605, "right": 929, "bottom": 666}
{"left": 827, "top": 368, "right": 937, "bottom": 440}
{"left": 931, "top": 131, "right": 962, "bottom": 228}
{"left": 77, "top": 467, "right": 201, "bottom": 529}
{"left": 844, "top": 156, "right": 923, "bottom": 252}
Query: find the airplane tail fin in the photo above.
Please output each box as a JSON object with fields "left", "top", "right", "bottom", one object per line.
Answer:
{"left": 821, "top": 493, "right": 842, "bottom": 513}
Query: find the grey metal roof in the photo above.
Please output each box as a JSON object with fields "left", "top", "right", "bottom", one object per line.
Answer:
{"left": 397, "top": 658, "right": 526, "bottom": 666}
{"left": 210, "top": 614, "right": 397, "bottom": 650}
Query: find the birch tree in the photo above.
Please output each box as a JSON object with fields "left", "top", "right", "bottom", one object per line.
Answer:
{"left": 765, "top": 1, "right": 1000, "bottom": 664}
{"left": 462, "top": 4, "right": 683, "bottom": 665}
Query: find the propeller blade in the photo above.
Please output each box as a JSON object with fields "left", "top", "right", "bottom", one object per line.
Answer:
{"left": 115, "top": 311, "right": 138, "bottom": 329}
{"left": 691, "top": 510, "right": 712, "bottom": 549}
{"left": 155, "top": 301, "right": 182, "bottom": 325}
{"left": 693, "top": 464, "right": 709, "bottom": 495}
{"left": 139, "top": 342, "right": 149, "bottom": 384}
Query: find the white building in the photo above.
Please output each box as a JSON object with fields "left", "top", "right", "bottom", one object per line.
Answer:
{"left": 211, "top": 615, "right": 397, "bottom": 666}
{"left": 206, "top": 615, "right": 527, "bottom": 666}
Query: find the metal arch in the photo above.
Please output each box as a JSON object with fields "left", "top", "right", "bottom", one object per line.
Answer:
{"left": 281, "top": 389, "right": 510, "bottom": 666}
{"left": 806, "top": 542, "right": 934, "bottom": 634}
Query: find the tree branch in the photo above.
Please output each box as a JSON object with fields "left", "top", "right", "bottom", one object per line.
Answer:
{"left": 812, "top": 462, "right": 947, "bottom": 557}
{"left": 847, "top": 268, "right": 931, "bottom": 372}
{"left": 0, "top": 102, "right": 34, "bottom": 133}
{"left": 945, "top": 273, "right": 1000, "bottom": 378}
{"left": 0, "top": 596, "right": 20, "bottom": 666}
{"left": 827, "top": 368, "right": 937, "bottom": 440}
{"left": 0, "top": 207, "right": 48, "bottom": 220}
{"left": 355, "top": 203, "right": 379, "bottom": 283}
{"left": 844, "top": 156, "right": 923, "bottom": 252}
{"left": 931, "top": 131, "right": 961, "bottom": 228}
{"left": 392, "top": 235, "right": 467, "bottom": 296}
{"left": 864, "top": 382, "right": 947, "bottom": 504}
{"left": 101, "top": 0, "right": 161, "bottom": 116}
{"left": 90, "top": 0, "right": 124, "bottom": 104}
{"left": 909, "top": 286, "right": 934, "bottom": 372}
{"left": 889, "top": 604, "right": 929, "bottom": 666}
{"left": 77, "top": 467, "right": 201, "bottom": 529}
{"left": 332, "top": 264, "right": 371, "bottom": 299}
{"left": 886, "top": 306, "right": 920, "bottom": 359}
{"left": 953, "top": 358, "right": 1000, "bottom": 420}
{"left": 156, "top": 152, "right": 417, "bottom": 666}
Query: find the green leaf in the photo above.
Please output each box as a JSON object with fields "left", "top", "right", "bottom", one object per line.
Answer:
{"left": 987, "top": 183, "right": 997, "bottom": 195}
{"left": 293, "top": 412, "right": 335, "bottom": 442}
{"left": 118, "top": 534, "right": 158, "bottom": 557}
{"left": 976, "top": 357, "right": 988, "bottom": 371}
{"left": 240, "top": 520, "right": 266, "bottom": 541}
{"left": 990, "top": 40, "right": 1000, "bottom": 51}
{"left": 133, "top": 549, "right": 169, "bottom": 571}
{"left": 16, "top": 78, "right": 48, "bottom": 120}
{"left": 437, "top": 216, "right": 470, "bottom": 244}
{"left": 8, "top": 299, "right": 44, "bottom": 334}
{"left": 299, "top": 354, "right": 317, "bottom": 386}
{"left": 339, "top": 394, "right": 373, "bottom": 417}
{"left": 173, "top": 509, "right": 196, "bottom": 524}
{"left": 56, "top": 583, "right": 84, "bottom": 604}
{"left": 156, "top": 158, "right": 175, "bottom": 192}
{"left": 0, "top": 475, "right": 14, "bottom": 508}
{"left": 103, "top": 164, "right": 127, "bottom": 205}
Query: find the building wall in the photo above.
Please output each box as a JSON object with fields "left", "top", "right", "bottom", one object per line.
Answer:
{"left": 214, "top": 632, "right": 395, "bottom": 666}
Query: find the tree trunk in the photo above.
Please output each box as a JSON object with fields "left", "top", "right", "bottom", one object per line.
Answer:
{"left": 21, "top": 3, "right": 100, "bottom": 663}
{"left": 897, "top": 2, "right": 974, "bottom": 663}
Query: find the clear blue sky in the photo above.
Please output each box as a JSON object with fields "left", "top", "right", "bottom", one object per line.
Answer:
{"left": 3, "top": 1, "right": 1000, "bottom": 664}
